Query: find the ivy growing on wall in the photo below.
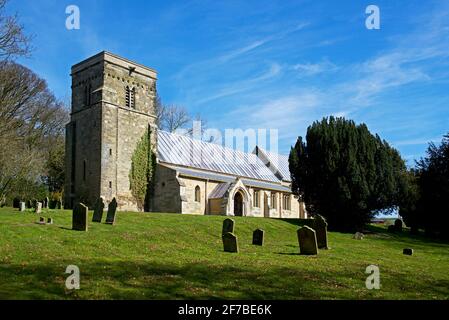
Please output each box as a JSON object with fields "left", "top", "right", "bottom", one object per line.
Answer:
{"left": 129, "top": 126, "right": 156, "bottom": 211}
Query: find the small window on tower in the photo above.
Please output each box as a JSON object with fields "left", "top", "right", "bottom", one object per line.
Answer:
{"left": 109, "top": 149, "right": 112, "bottom": 156}
{"left": 125, "top": 86, "right": 136, "bottom": 109}
{"left": 83, "top": 160, "right": 87, "bottom": 181}
{"left": 125, "top": 86, "right": 130, "bottom": 108}
{"left": 109, "top": 181, "right": 112, "bottom": 189}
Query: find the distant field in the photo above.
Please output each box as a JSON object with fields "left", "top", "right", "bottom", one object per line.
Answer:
{"left": 0, "top": 207, "right": 448, "bottom": 300}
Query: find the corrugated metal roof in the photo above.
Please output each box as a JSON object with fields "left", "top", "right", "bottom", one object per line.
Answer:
{"left": 209, "top": 183, "right": 231, "bottom": 199}
{"left": 254, "top": 147, "right": 291, "bottom": 182}
{"left": 164, "top": 165, "right": 236, "bottom": 183}
{"left": 241, "top": 179, "right": 292, "bottom": 193}
{"left": 158, "top": 131, "right": 280, "bottom": 182}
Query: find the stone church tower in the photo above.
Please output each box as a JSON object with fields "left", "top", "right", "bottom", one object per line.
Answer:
{"left": 64, "top": 51, "right": 158, "bottom": 211}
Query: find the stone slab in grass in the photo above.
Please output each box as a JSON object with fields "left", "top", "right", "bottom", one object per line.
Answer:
{"left": 222, "top": 232, "right": 239, "bottom": 253}
{"left": 72, "top": 203, "right": 88, "bottom": 231}
{"left": 297, "top": 226, "right": 318, "bottom": 255}
{"left": 105, "top": 198, "right": 117, "bottom": 225}
{"left": 92, "top": 197, "right": 105, "bottom": 223}
{"left": 222, "top": 218, "right": 235, "bottom": 236}
{"left": 252, "top": 229, "right": 265, "bottom": 246}
{"left": 403, "top": 248, "right": 414, "bottom": 255}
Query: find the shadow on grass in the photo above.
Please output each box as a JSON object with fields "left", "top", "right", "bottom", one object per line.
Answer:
{"left": 1, "top": 259, "right": 448, "bottom": 300}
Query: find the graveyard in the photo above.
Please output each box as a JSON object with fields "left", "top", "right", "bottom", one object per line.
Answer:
{"left": 0, "top": 206, "right": 448, "bottom": 300}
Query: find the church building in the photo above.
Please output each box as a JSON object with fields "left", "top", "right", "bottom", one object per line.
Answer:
{"left": 64, "top": 51, "right": 307, "bottom": 219}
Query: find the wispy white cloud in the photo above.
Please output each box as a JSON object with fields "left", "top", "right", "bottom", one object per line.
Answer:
{"left": 292, "top": 59, "right": 338, "bottom": 76}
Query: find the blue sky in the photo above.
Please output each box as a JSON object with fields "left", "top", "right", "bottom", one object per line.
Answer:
{"left": 7, "top": 0, "right": 449, "bottom": 164}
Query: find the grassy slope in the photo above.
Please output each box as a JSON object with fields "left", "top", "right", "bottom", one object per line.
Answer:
{"left": 0, "top": 207, "right": 448, "bottom": 300}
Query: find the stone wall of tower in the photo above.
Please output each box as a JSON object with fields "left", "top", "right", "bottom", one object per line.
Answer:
{"left": 64, "top": 52, "right": 158, "bottom": 211}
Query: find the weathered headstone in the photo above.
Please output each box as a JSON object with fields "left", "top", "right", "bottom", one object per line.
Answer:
{"left": 47, "top": 217, "right": 53, "bottom": 225}
{"left": 19, "top": 202, "right": 26, "bottom": 212}
{"left": 35, "top": 202, "right": 42, "bottom": 214}
{"left": 92, "top": 197, "right": 105, "bottom": 223}
{"left": 297, "top": 226, "right": 318, "bottom": 255}
{"left": 394, "top": 219, "right": 403, "bottom": 232}
{"left": 314, "top": 215, "right": 328, "bottom": 249}
{"left": 403, "top": 248, "right": 414, "bottom": 256}
{"left": 252, "top": 229, "right": 265, "bottom": 246}
{"left": 39, "top": 217, "right": 45, "bottom": 224}
{"left": 105, "top": 198, "right": 117, "bottom": 225}
{"left": 222, "top": 218, "right": 235, "bottom": 236}
{"left": 353, "top": 232, "right": 364, "bottom": 240}
{"left": 222, "top": 232, "right": 239, "bottom": 253}
{"left": 72, "top": 203, "right": 88, "bottom": 231}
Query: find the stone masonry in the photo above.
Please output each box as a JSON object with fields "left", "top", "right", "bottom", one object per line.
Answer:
{"left": 64, "top": 52, "right": 158, "bottom": 211}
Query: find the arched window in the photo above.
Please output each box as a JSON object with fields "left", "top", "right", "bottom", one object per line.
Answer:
{"left": 253, "top": 190, "right": 260, "bottom": 208}
{"left": 271, "top": 192, "right": 277, "bottom": 209}
{"left": 84, "top": 84, "right": 92, "bottom": 106}
{"left": 195, "top": 186, "right": 201, "bottom": 202}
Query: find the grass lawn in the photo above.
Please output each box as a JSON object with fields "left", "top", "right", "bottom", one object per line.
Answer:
{"left": 0, "top": 207, "right": 448, "bottom": 300}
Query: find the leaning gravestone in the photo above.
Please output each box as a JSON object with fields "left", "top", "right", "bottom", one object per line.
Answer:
{"left": 72, "top": 203, "right": 88, "bottom": 231}
{"left": 252, "top": 229, "right": 265, "bottom": 246}
{"left": 92, "top": 197, "right": 105, "bottom": 223}
{"left": 314, "top": 215, "right": 329, "bottom": 249}
{"left": 222, "top": 232, "right": 239, "bottom": 253}
{"left": 222, "top": 218, "right": 235, "bottom": 236}
{"left": 19, "top": 202, "right": 26, "bottom": 212}
{"left": 105, "top": 198, "right": 117, "bottom": 225}
{"left": 35, "top": 202, "right": 42, "bottom": 214}
{"left": 297, "top": 226, "right": 318, "bottom": 255}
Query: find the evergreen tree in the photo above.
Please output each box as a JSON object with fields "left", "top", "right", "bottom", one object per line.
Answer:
{"left": 289, "top": 117, "right": 408, "bottom": 231}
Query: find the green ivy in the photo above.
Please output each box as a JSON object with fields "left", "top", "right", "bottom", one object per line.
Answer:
{"left": 130, "top": 127, "right": 155, "bottom": 211}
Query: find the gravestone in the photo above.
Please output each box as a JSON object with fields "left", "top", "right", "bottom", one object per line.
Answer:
{"left": 13, "top": 198, "right": 20, "bottom": 208}
{"left": 353, "top": 232, "right": 364, "bottom": 240}
{"left": 72, "top": 203, "right": 88, "bottom": 231}
{"left": 394, "top": 219, "right": 403, "bottom": 232}
{"left": 19, "top": 202, "right": 26, "bottom": 212}
{"left": 39, "top": 217, "right": 45, "bottom": 224}
{"left": 314, "top": 215, "right": 329, "bottom": 249}
{"left": 252, "top": 229, "right": 265, "bottom": 246}
{"left": 387, "top": 225, "right": 396, "bottom": 233}
{"left": 47, "top": 218, "right": 53, "bottom": 225}
{"left": 222, "top": 232, "right": 239, "bottom": 253}
{"left": 35, "top": 202, "right": 42, "bottom": 214}
{"left": 297, "top": 226, "right": 318, "bottom": 255}
{"left": 403, "top": 248, "right": 414, "bottom": 256}
{"left": 27, "top": 200, "right": 32, "bottom": 209}
{"left": 92, "top": 197, "right": 105, "bottom": 223}
{"left": 105, "top": 198, "right": 117, "bottom": 225}
{"left": 222, "top": 218, "right": 235, "bottom": 236}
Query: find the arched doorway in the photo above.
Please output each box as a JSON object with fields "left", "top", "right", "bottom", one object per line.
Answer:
{"left": 234, "top": 191, "right": 244, "bottom": 216}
